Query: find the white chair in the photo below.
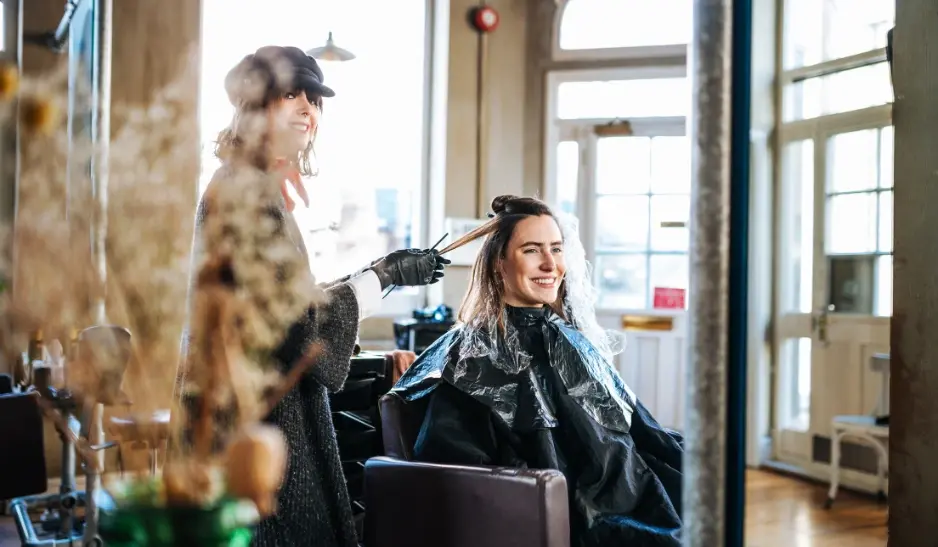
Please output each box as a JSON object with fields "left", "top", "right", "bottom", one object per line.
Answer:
{"left": 824, "top": 353, "right": 889, "bottom": 509}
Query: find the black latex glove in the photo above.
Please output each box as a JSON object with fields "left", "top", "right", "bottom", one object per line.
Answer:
{"left": 370, "top": 249, "right": 451, "bottom": 289}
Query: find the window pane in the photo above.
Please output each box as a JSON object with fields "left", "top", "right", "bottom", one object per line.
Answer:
{"left": 781, "top": 141, "right": 815, "bottom": 313}
{"left": 556, "top": 141, "right": 579, "bottom": 215}
{"left": 559, "top": 0, "right": 691, "bottom": 50}
{"left": 784, "top": 0, "right": 893, "bottom": 69}
{"left": 879, "top": 126, "right": 893, "bottom": 188}
{"left": 827, "top": 193, "right": 878, "bottom": 254}
{"left": 649, "top": 254, "right": 689, "bottom": 295}
{"left": 876, "top": 255, "right": 892, "bottom": 317}
{"left": 557, "top": 78, "right": 688, "bottom": 119}
{"left": 828, "top": 130, "right": 878, "bottom": 193}
{"left": 828, "top": 255, "right": 875, "bottom": 314}
{"left": 597, "top": 137, "right": 650, "bottom": 195}
{"left": 650, "top": 195, "right": 690, "bottom": 252}
{"left": 878, "top": 191, "right": 892, "bottom": 253}
{"left": 783, "top": 62, "right": 893, "bottom": 121}
{"left": 779, "top": 337, "right": 812, "bottom": 431}
{"left": 651, "top": 137, "right": 691, "bottom": 194}
{"left": 596, "top": 254, "right": 647, "bottom": 309}
{"left": 596, "top": 196, "right": 649, "bottom": 252}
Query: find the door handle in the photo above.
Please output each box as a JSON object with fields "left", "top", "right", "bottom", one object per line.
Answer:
{"left": 813, "top": 313, "right": 828, "bottom": 344}
{"left": 812, "top": 305, "right": 835, "bottom": 345}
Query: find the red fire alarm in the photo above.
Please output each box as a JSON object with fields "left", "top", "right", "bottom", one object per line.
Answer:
{"left": 470, "top": 5, "right": 500, "bottom": 33}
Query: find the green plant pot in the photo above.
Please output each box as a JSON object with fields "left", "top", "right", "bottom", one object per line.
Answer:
{"left": 98, "top": 498, "right": 257, "bottom": 547}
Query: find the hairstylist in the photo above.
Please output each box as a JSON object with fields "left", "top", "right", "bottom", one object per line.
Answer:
{"left": 177, "top": 46, "right": 449, "bottom": 547}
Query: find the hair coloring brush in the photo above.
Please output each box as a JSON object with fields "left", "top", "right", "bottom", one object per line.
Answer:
{"left": 382, "top": 232, "right": 449, "bottom": 299}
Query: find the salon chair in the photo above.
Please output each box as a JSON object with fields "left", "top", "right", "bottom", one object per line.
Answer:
{"left": 330, "top": 351, "right": 391, "bottom": 535}
{"left": 4, "top": 383, "right": 91, "bottom": 547}
{"left": 0, "top": 392, "right": 48, "bottom": 502}
{"left": 0, "top": 372, "right": 15, "bottom": 394}
{"left": 364, "top": 393, "right": 570, "bottom": 547}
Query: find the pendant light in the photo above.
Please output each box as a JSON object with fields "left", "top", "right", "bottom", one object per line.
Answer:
{"left": 306, "top": 32, "right": 356, "bottom": 62}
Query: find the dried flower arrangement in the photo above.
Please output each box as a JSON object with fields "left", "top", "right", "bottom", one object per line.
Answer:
{"left": 0, "top": 54, "right": 326, "bottom": 543}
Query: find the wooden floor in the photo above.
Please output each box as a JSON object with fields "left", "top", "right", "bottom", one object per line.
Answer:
{"left": 745, "top": 469, "right": 887, "bottom": 547}
{"left": 0, "top": 469, "right": 886, "bottom": 546}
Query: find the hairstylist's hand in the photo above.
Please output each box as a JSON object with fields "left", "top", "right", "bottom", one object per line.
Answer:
{"left": 370, "top": 249, "right": 450, "bottom": 289}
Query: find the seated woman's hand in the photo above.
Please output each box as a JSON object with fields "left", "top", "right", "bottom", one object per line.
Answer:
{"left": 369, "top": 249, "right": 450, "bottom": 289}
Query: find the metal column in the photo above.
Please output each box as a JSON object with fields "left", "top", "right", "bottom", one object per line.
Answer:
{"left": 82, "top": 0, "right": 112, "bottom": 543}
{"left": 684, "top": 0, "right": 733, "bottom": 545}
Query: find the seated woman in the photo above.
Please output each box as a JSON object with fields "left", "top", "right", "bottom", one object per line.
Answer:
{"left": 390, "top": 195, "right": 683, "bottom": 547}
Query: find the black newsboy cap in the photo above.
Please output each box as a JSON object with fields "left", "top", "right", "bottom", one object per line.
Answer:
{"left": 224, "top": 45, "right": 335, "bottom": 107}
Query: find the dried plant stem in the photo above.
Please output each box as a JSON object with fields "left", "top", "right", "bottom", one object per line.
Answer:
{"left": 194, "top": 295, "right": 226, "bottom": 460}
{"left": 438, "top": 217, "right": 498, "bottom": 255}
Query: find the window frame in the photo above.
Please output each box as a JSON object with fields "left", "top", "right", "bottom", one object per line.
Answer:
{"left": 545, "top": 0, "right": 692, "bottom": 312}
{"left": 544, "top": 66, "right": 689, "bottom": 313}
{"left": 777, "top": 105, "right": 893, "bottom": 318}
{"left": 544, "top": 65, "right": 688, "bottom": 207}
{"left": 550, "top": 0, "right": 689, "bottom": 63}
{"left": 769, "top": 0, "right": 897, "bottom": 472}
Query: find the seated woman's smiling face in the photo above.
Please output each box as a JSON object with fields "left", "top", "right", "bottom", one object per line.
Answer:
{"left": 499, "top": 215, "right": 566, "bottom": 307}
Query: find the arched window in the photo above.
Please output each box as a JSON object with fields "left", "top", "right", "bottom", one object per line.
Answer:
{"left": 555, "top": 0, "right": 691, "bottom": 55}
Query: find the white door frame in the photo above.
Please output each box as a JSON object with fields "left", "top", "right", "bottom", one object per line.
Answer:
{"left": 771, "top": 102, "right": 893, "bottom": 469}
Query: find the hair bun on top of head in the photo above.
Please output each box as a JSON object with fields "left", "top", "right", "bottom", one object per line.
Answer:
{"left": 490, "top": 195, "right": 552, "bottom": 217}
{"left": 490, "top": 194, "right": 519, "bottom": 215}
{"left": 224, "top": 46, "right": 336, "bottom": 107}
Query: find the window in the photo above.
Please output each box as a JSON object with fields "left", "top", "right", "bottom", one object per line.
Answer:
{"left": 825, "top": 127, "right": 893, "bottom": 315}
{"left": 557, "top": 0, "right": 691, "bottom": 52}
{"left": 781, "top": 0, "right": 894, "bottom": 122}
{"left": 548, "top": 69, "right": 690, "bottom": 311}
{"left": 784, "top": 62, "right": 893, "bottom": 122}
{"left": 555, "top": 141, "right": 579, "bottom": 215}
{"left": 779, "top": 0, "right": 894, "bottom": 316}
{"left": 783, "top": 0, "right": 893, "bottom": 69}
{"left": 779, "top": 337, "right": 812, "bottom": 431}
{"left": 594, "top": 136, "right": 690, "bottom": 309}
{"left": 546, "top": 4, "right": 690, "bottom": 312}
{"left": 557, "top": 77, "right": 689, "bottom": 120}
{"left": 779, "top": 140, "right": 815, "bottom": 315}
{"left": 199, "top": 0, "right": 428, "bottom": 312}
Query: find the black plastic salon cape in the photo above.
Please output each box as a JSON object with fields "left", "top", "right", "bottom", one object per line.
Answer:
{"left": 391, "top": 305, "right": 683, "bottom": 547}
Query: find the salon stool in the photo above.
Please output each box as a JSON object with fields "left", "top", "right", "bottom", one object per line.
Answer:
{"left": 824, "top": 415, "right": 889, "bottom": 509}
{"left": 824, "top": 353, "right": 890, "bottom": 509}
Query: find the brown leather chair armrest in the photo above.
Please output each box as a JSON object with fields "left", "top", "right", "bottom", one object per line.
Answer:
{"left": 378, "top": 393, "right": 428, "bottom": 461}
{"left": 363, "top": 456, "right": 570, "bottom": 547}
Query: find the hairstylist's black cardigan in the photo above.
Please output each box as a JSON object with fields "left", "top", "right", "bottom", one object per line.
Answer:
{"left": 177, "top": 164, "right": 361, "bottom": 547}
